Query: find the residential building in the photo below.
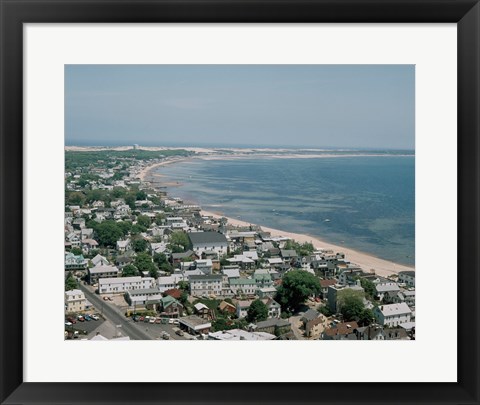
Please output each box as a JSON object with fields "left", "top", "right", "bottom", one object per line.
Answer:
{"left": 255, "top": 318, "right": 291, "bottom": 336}
{"left": 327, "top": 283, "right": 365, "bottom": 313}
{"left": 91, "top": 254, "right": 109, "bottom": 267}
{"left": 319, "top": 279, "right": 336, "bottom": 299}
{"left": 189, "top": 274, "right": 223, "bottom": 297}
{"left": 375, "top": 282, "right": 400, "bottom": 301}
{"left": 157, "top": 274, "right": 187, "bottom": 293}
{"left": 253, "top": 269, "right": 274, "bottom": 288}
{"left": 159, "top": 295, "right": 184, "bottom": 318}
{"left": 229, "top": 278, "right": 257, "bottom": 296}
{"left": 322, "top": 321, "right": 359, "bottom": 340}
{"left": 98, "top": 276, "right": 155, "bottom": 294}
{"left": 208, "top": 329, "right": 276, "bottom": 341}
{"left": 398, "top": 271, "right": 415, "bottom": 287}
{"left": 188, "top": 231, "right": 228, "bottom": 257}
{"left": 88, "top": 264, "right": 119, "bottom": 284}
{"left": 194, "top": 259, "right": 213, "bottom": 275}
{"left": 65, "top": 289, "right": 86, "bottom": 312}
{"left": 125, "top": 288, "right": 163, "bottom": 306}
{"left": 65, "top": 252, "right": 88, "bottom": 271}
{"left": 374, "top": 303, "right": 412, "bottom": 327}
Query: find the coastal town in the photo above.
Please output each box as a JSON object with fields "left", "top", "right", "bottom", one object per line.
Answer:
{"left": 64, "top": 146, "right": 416, "bottom": 341}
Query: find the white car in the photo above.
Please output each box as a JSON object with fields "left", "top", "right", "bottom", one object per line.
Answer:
{"left": 90, "top": 314, "right": 99, "bottom": 321}
{"left": 65, "top": 321, "right": 72, "bottom": 326}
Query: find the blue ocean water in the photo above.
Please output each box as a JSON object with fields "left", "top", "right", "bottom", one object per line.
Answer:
{"left": 155, "top": 156, "right": 415, "bottom": 266}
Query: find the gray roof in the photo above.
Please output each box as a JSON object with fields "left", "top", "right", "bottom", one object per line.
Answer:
{"left": 189, "top": 274, "right": 223, "bottom": 281}
{"left": 188, "top": 232, "right": 228, "bottom": 245}
{"left": 171, "top": 250, "right": 194, "bottom": 259}
{"left": 302, "top": 309, "right": 320, "bottom": 321}
{"left": 256, "top": 318, "right": 290, "bottom": 329}
{"left": 281, "top": 249, "right": 298, "bottom": 258}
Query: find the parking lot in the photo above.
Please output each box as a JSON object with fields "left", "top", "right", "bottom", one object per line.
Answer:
{"left": 65, "top": 314, "right": 106, "bottom": 338}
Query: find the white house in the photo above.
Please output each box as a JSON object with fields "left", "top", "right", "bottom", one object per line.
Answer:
{"left": 116, "top": 239, "right": 131, "bottom": 253}
{"left": 88, "top": 264, "right": 119, "bottom": 284}
{"left": 125, "top": 288, "right": 163, "bottom": 306}
{"left": 157, "top": 274, "right": 187, "bottom": 293}
{"left": 98, "top": 276, "right": 155, "bottom": 294}
{"left": 374, "top": 303, "right": 412, "bottom": 327}
{"left": 375, "top": 282, "right": 400, "bottom": 301}
{"left": 398, "top": 271, "right": 415, "bottom": 287}
{"left": 65, "top": 289, "right": 86, "bottom": 312}
{"left": 189, "top": 274, "right": 223, "bottom": 297}
{"left": 188, "top": 232, "right": 228, "bottom": 257}
{"left": 229, "top": 278, "right": 257, "bottom": 296}
{"left": 91, "top": 254, "right": 109, "bottom": 267}
{"left": 194, "top": 259, "right": 213, "bottom": 275}
{"left": 208, "top": 329, "right": 276, "bottom": 341}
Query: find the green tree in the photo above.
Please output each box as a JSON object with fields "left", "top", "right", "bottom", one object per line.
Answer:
{"left": 154, "top": 252, "right": 173, "bottom": 273}
{"left": 275, "top": 270, "right": 321, "bottom": 312}
{"left": 137, "top": 215, "right": 151, "bottom": 229}
{"left": 112, "top": 187, "right": 127, "bottom": 198}
{"left": 179, "top": 291, "right": 189, "bottom": 305}
{"left": 136, "top": 190, "right": 147, "bottom": 200}
{"left": 94, "top": 220, "right": 123, "bottom": 247}
{"left": 284, "top": 240, "right": 315, "bottom": 256}
{"left": 338, "top": 290, "right": 366, "bottom": 321}
{"left": 319, "top": 305, "right": 333, "bottom": 317}
{"left": 168, "top": 231, "right": 190, "bottom": 252}
{"left": 359, "top": 278, "right": 377, "bottom": 300}
{"left": 134, "top": 252, "right": 158, "bottom": 276}
{"left": 66, "top": 191, "right": 86, "bottom": 206}
{"left": 133, "top": 238, "right": 148, "bottom": 253}
{"left": 246, "top": 299, "right": 268, "bottom": 323}
{"left": 125, "top": 192, "right": 137, "bottom": 210}
{"left": 178, "top": 280, "right": 189, "bottom": 292}
{"left": 121, "top": 264, "right": 139, "bottom": 277}
{"left": 155, "top": 213, "right": 166, "bottom": 225}
{"left": 117, "top": 220, "right": 132, "bottom": 236}
{"left": 70, "top": 247, "right": 83, "bottom": 256}
{"left": 357, "top": 308, "right": 375, "bottom": 327}
{"left": 65, "top": 273, "right": 78, "bottom": 291}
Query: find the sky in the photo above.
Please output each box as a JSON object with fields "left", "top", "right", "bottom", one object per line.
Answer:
{"left": 65, "top": 65, "right": 414, "bottom": 149}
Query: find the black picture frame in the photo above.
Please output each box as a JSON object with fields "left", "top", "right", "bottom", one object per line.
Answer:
{"left": 1, "top": 1, "right": 479, "bottom": 404}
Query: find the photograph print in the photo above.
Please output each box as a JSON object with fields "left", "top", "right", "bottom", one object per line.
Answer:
{"left": 64, "top": 64, "right": 415, "bottom": 342}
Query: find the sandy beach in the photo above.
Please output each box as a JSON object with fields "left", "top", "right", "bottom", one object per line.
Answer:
{"left": 138, "top": 155, "right": 415, "bottom": 279}
{"left": 137, "top": 157, "right": 188, "bottom": 182}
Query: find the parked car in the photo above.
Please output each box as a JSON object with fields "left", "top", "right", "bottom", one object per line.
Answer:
{"left": 90, "top": 314, "right": 99, "bottom": 321}
{"left": 154, "top": 318, "right": 161, "bottom": 324}
{"left": 173, "top": 319, "right": 179, "bottom": 325}
{"left": 138, "top": 316, "right": 144, "bottom": 322}
{"left": 103, "top": 296, "right": 109, "bottom": 301}
{"left": 65, "top": 321, "right": 72, "bottom": 327}
{"left": 67, "top": 316, "right": 76, "bottom": 324}
{"left": 168, "top": 318, "right": 174, "bottom": 324}
{"left": 149, "top": 317, "right": 155, "bottom": 324}
{"left": 84, "top": 315, "right": 92, "bottom": 321}
{"left": 161, "top": 331, "right": 170, "bottom": 340}
{"left": 77, "top": 315, "right": 85, "bottom": 322}
{"left": 175, "top": 329, "right": 184, "bottom": 336}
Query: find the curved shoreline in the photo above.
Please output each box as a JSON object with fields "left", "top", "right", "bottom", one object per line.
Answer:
{"left": 140, "top": 156, "right": 415, "bottom": 278}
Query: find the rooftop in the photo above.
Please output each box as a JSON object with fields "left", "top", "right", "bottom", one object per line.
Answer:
{"left": 188, "top": 231, "right": 228, "bottom": 245}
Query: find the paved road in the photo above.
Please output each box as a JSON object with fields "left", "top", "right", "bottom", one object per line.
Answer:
{"left": 78, "top": 284, "right": 150, "bottom": 340}
{"left": 78, "top": 284, "right": 189, "bottom": 340}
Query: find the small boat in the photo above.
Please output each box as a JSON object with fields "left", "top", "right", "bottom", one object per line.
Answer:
{"left": 324, "top": 219, "right": 331, "bottom": 222}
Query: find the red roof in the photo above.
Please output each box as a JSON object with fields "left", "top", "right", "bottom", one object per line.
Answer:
{"left": 164, "top": 288, "right": 182, "bottom": 299}
{"left": 320, "top": 279, "right": 337, "bottom": 288}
